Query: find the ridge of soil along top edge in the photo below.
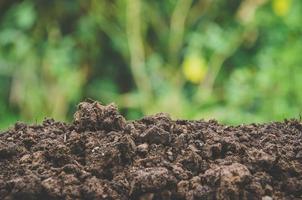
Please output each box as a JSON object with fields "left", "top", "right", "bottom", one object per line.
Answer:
{"left": 0, "top": 100, "right": 302, "bottom": 200}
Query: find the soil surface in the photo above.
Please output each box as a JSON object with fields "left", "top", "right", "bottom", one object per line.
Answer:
{"left": 1, "top": 100, "right": 302, "bottom": 200}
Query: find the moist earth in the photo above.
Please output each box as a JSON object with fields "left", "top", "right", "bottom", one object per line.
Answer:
{"left": 0, "top": 100, "right": 302, "bottom": 200}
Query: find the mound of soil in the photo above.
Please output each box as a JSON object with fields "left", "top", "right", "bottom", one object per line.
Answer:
{"left": 0, "top": 101, "right": 302, "bottom": 200}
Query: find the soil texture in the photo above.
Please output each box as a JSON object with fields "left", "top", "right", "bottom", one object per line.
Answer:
{"left": 0, "top": 100, "right": 302, "bottom": 200}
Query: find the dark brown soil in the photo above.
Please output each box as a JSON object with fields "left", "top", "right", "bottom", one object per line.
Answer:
{"left": 1, "top": 100, "right": 302, "bottom": 200}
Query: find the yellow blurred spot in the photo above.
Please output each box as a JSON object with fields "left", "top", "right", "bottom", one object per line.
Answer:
{"left": 182, "top": 54, "right": 207, "bottom": 84}
{"left": 272, "top": 0, "right": 291, "bottom": 17}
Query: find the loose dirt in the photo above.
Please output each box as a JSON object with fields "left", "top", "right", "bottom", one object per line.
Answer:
{"left": 0, "top": 100, "right": 302, "bottom": 200}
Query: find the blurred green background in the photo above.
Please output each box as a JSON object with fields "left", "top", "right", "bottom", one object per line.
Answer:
{"left": 0, "top": 0, "right": 301, "bottom": 129}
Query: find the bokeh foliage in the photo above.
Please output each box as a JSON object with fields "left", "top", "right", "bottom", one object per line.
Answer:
{"left": 0, "top": 0, "right": 301, "bottom": 128}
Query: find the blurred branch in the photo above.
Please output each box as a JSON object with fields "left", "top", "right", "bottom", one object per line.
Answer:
{"left": 196, "top": 0, "right": 268, "bottom": 101}
{"left": 169, "top": 0, "right": 193, "bottom": 65}
{"left": 126, "top": 0, "right": 152, "bottom": 104}
{"left": 187, "top": 0, "right": 211, "bottom": 25}
{"left": 198, "top": 29, "right": 246, "bottom": 100}
{"left": 236, "top": 0, "right": 267, "bottom": 24}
